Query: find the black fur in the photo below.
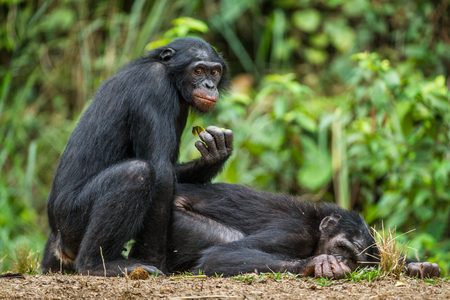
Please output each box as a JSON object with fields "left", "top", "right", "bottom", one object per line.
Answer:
{"left": 168, "top": 183, "right": 379, "bottom": 276}
{"left": 41, "top": 38, "right": 230, "bottom": 276}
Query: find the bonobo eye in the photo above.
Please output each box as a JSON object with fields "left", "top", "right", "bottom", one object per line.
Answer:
{"left": 351, "top": 258, "right": 357, "bottom": 264}
{"left": 194, "top": 68, "right": 204, "bottom": 75}
{"left": 211, "top": 69, "right": 220, "bottom": 76}
{"left": 340, "top": 246, "right": 347, "bottom": 252}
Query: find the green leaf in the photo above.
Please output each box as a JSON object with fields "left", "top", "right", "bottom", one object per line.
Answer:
{"left": 273, "top": 96, "right": 287, "bottom": 119}
{"left": 292, "top": 9, "right": 321, "bottom": 33}
{"left": 309, "top": 33, "right": 329, "bottom": 49}
{"left": 383, "top": 70, "right": 400, "bottom": 87}
{"left": 296, "top": 136, "right": 331, "bottom": 190}
{"left": 39, "top": 8, "right": 75, "bottom": 32}
{"left": 286, "top": 110, "right": 317, "bottom": 133}
{"left": 172, "top": 17, "right": 209, "bottom": 33}
{"left": 329, "top": 26, "right": 355, "bottom": 52}
{"left": 305, "top": 48, "right": 328, "bottom": 65}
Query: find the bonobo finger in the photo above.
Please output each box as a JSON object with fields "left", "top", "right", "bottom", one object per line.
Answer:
{"left": 407, "top": 265, "right": 421, "bottom": 278}
{"left": 199, "top": 131, "right": 218, "bottom": 156}
{"left": 313, "top": 254, "right": 333, "bottom": 278}
{"left": 195, "top": 141, "right": 210, "bottom": 158}
{"left": 313, "top": 256, "right": 324, "bottom": 278}
{"left": 338, "top": 261, "right": 352, "bottom": 275}
{"left": 206, "top": 126, "right": 226, "bottom": 152}
{"left": 223, "top": 129, "right": 233, "bottom": 152}
{"left": 421, "top": 262, "right": 433, "bottom": 278}
{"left": 328, "top": 255, "right": 344, "bottom": 279}
{"left": 431, "top": 263, "right": 441, "bottom": 278}
{"left": 421, "top": 262, "right": 441, "bottom": 278}
{"left": 405, "top": 263, "right": 422, "bottom": 278}
{"left": 320, "top": 256, "right": 333, "bottom": 279}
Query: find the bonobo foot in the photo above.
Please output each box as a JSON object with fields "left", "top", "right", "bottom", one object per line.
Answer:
{"left": 79, "top": 261, "right": 165, "bottom": 277}
{"left": 404, "top": 262, "right": 441, "bottom": 278}
{"left": 303, "top": 254, "right": 351, "bottom": 279}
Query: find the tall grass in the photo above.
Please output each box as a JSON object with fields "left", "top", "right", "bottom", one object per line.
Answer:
{"left": 371, "top": 225, "right": 412, "bottom": 279}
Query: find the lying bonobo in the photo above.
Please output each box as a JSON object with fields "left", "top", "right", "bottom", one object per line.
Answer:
{"left": 168, "top": 183, "right": 441, "bottom": 278}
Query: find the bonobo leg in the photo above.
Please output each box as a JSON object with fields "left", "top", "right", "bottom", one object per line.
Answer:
{"left": 192, "top": 236, "right": 351, "bottom": 278}
{"left": 168, "top": 196, "right": 245, "bottom": 272}
{"left": 41, "top": 231, "right": 76, "bottom": 274}
{"left": 67, "top": 160, "right": 162, "bottom": 276}
{"left": 193, "top": 236, "right": 313, "bottom": 276}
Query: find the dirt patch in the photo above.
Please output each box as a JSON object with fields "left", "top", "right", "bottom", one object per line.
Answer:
{"left": 0, "top": 273, "right": 448, "bottom": 299}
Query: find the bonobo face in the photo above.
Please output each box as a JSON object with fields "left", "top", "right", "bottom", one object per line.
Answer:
{"left": 188, "top": 61, "right": 223, "bottom": 113}
{"left": 151, "top": 38, "right": 229, "bottom": 114}
{"left": 315, "top": 213, "right": 373, "bottom": 272}
{"left": 317, "top": 233, "right": 366, "bottom": 271}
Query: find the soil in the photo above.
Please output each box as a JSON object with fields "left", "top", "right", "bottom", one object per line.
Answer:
{"left": 0, "top": 273, "right": 449, "bottom": 299}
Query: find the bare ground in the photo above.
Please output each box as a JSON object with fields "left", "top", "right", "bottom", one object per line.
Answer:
{"left": 0, "top": 273, "right": 449, "bottom": 300}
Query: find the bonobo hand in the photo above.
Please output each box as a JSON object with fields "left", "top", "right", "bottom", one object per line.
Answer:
{"left": 195, "top": 126, "right": 233, "bottom": 165}
{"left": 303, "top": 254, "right": 351, "bottom": 279}
{"left": 404, "top": 262, "right": 441, "bottom": 278}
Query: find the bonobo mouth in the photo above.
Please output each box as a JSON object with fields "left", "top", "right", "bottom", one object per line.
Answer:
{"left": 193, "top": 94, "right": 218, "bottom": 103}
{"left": 192, "top": 89, "right": 219, "bottom": 113}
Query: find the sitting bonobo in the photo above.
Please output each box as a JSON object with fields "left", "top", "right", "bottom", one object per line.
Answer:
{"left": 41, "top": 38, "right": 232, "bottom": 276}
{"left": 167, "top": 183, "right": 441, "bottom": 279}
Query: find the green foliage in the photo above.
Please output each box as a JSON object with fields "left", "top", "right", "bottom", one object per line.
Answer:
{"left": 313, "top": 276, "right": 334, "bottom": 287}
{"left": 345, "top": 267, "right": 383, "bottom": 282}
{"left": 9, "top": 247, "right": 41, "bottom": 275}
{"left": 183, "top": 53, "right": 450, "bottom": 274}
{"left": 231, "top": 273, "right": 258, "bottom": 283}
{"left": 343, "top": 53, "right": 450, "bottom": 274}
{"left": 145, "top": 17, "right": 209, "bottom": 50}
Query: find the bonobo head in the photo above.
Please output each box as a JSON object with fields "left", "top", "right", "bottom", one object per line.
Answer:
{"left": 147, "top": 37, "right": 229, "bottom": 113}
{"left": 315, "top": 213, "right": 379, "bottom": 271}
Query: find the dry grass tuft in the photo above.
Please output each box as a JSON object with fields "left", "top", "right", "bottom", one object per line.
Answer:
{"left": 11, "top": 248, "right": 41, "bottom": 275}
{"left": 371, "top": 224, "right": 413, "bottom": 279}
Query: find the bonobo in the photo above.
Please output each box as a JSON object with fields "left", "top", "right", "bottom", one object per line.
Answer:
{"left": 41, "top": 38, "right": 233, "bottom": 277}
{"left": 168, "top": 183, "right": 441, "bottom": 279}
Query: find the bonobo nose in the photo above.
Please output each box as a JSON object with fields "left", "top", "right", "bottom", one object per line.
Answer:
{"left": 204, "top": 80, "right": 214, "bottom": 89}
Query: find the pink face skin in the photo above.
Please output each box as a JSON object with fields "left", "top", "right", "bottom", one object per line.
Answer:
{"left": 188, "top": 61, "right": 223, "bottom": 113}
{"left": 191, "top": 88, "right": 219, "bottom": 113}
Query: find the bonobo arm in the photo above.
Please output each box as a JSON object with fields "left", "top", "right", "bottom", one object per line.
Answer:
{"left": 403, "top": 258, "right": 441, "bottom": 278}
{"left": 192, "top": 232, "right": 350, "bottom": 278}
{"left": 175, "top": 126, "right": 233, "bottom": 184}
{"left": 197, "top": 248, "right": 351, "bottom": 279}
{"left": 196, "top": 246, "right": 311, "bottom": 276}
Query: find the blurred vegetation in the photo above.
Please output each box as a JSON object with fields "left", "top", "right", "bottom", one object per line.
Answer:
{"left": 1, "top": 0, "right": 449, "bottom": 275}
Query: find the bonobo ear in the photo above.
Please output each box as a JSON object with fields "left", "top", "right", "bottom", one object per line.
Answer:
{"left": 319, "top": 214, "right": 341, "bottom": 233}
{"left": 159, "top": 48, "right": 175, "bottom": 61}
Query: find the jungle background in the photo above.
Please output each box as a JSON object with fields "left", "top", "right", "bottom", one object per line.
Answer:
{"left": 0, "top": 0, "right": 449, "bottom": 276}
